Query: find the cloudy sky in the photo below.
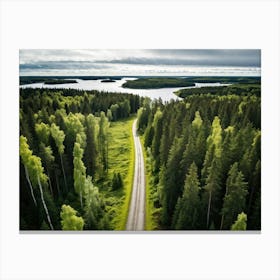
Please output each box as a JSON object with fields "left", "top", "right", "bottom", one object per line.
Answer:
{"left": 19, "top": 49, "right": 261, "bottom": 76}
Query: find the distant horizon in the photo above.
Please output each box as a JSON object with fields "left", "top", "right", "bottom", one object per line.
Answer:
{"left": 19, "top": 49, "right": 261, "bottom": 77}
{"left": 19, "top": 73, "right": 261, "bottom": 77}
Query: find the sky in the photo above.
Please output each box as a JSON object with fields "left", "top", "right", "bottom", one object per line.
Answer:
{"left": 19, "top": 49, "right": 261, "bottom": 76}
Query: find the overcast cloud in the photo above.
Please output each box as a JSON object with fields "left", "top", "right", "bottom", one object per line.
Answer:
{"left": 19, "top": 49, "right": 261, "bottom": 76}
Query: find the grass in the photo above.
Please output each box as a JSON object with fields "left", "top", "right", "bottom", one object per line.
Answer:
{"left": 140, "top": 136, "right": 157, "bottom": 230}
{"left": 105, "top": 116, "right": 135, "bottom": 230}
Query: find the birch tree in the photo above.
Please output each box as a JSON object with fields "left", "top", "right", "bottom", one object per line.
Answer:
{"left": 50, "top": 123, "right": 67, "bottom": 192}
{"left": 20, "top": 136, "right": 54, "bottom": 230}
{"left": 20, "top": 136, "right": 37, "bottom": 206}
{"left": 73, "top": 140, "right": 86, "bottom": 208}
{"left": 60, "top": 204, "right": 84, "bottom": 230}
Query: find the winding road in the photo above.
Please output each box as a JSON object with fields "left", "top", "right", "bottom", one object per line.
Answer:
{"left": 126, "top": 119, "right": 145, "bottom": 231}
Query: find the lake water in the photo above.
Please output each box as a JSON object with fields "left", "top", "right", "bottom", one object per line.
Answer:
{"left": 20, "top": 77, "right": 231, "bottom": 102}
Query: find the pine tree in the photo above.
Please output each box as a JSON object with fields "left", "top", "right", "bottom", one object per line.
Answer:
{"left": 220, "top": 163, "right": 248, "bottom": 229}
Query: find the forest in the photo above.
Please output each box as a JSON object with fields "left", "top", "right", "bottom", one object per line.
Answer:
{"left": 122, "top": 76, "right": 260, "bottom": 89}
{"left": 138, "top": 91, "right": 260, "bottom": 230}
{"left": 20, "top": 88, "right": 140, "bottom": 230}
{"left": 20, "top": 78, "right": 261, "bottom": 231}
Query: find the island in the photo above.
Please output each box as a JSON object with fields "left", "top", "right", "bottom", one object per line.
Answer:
{"left": 122, "top": 76, "right": 261, "bottom": 89}
{"left": 44, "top": 79, "right": 77, "bottom": 85}
{"left": 101, "top": 79, "right": 116, "bottom": 83}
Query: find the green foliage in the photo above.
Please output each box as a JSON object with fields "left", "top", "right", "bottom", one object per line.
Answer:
{"left": 20, "top": 81, "right": 260, "bottom": 231}
{"left": 160, "top": 137, "right": 185, "bottom": 227}
{"left": 111, "top": 172, "right": 124, "bottom": 191}
{"left": 221, "top": 163, "right": 248, "bottom": 229}
{"left": 50, "top": 123, "right": 65, "bottom": 154}
{"left": 172, "top": 163, "right": 201, "bottom": 229}
{"left": 73, "top": 141, "right": 86, "bottom": 207}
{"left": 140, "top": 90, "right": 260, "bottom": 230}
{"left": 35, "top": 122, "right": 50, "bottom": 145}
{"left": 60, "top": 204, "right": 84, "bottom": 230}
{"left": 84, "top": 176, "right": 107, "bottom": 230}
{"left": 98, "top": 112, "right": 109, "bottom": 174}
{"left": 231, "top": 212, "right": 247, "bottom": 230}
{"left": 20, "top": 88, "right": 140, "bottom": 230}
{"left": 192, "top": 111, "right": 203, "bottom": 128}
{"left": 176, "top": 83, "right": 261, "bottom": 98}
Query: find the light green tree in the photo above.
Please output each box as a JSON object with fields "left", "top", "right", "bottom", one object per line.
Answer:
{"left": 231, "top": 212, "right": 247, "bottom": 230}
{"left": 20, "top": 135, "right": 37, "bottom": 206}
{"left": 84, "top": 176, "right": 105, "bottom": 229}
{"left": 35, "top": 122, "right": 50, "bottom": 145}
{"left": 73, "top": 140, "right": 86, "bottom": 208}
{"left": 39, "top": 144, "right": 55, "bottom": 196}
{"left": 60, "top": 204, "right": 84, "bottom": 230}
{"left": 50, "top": 123, "right": 67, "bottom": 192}
{"left": 20, "top": 136, "right": 54, "bottom": 229}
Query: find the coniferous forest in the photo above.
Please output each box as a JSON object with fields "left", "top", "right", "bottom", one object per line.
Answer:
{"left": 20, "top": 78, "right": 261, "bottom": 231}
{"left": 138, "top": 89, "right": 261, "bottom": 230}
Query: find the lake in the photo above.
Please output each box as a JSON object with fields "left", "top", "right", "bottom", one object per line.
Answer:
{"left": 20, "top": 77, "right": 231, "bottom": 102}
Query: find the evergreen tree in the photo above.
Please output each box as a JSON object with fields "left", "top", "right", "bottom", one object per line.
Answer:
{"left": 220, "top": 163, "right": 248, "bottom": 229}
{"left": 151, "top": 109, "right": 163, "bottom": 173}
{"left": 203, "top": 157, "right": 222, "bottom": 229}
{"left": 172, "top": 162, "right": 201, "bottom": 229}
{"left": 84, "top": 114, "right": 98, "bottom": 178}
{"left": 98, "top": 112, "right": 109, "bottom": 175}
{"left": 161, "top": 137, "right": 185, "bottom": 227}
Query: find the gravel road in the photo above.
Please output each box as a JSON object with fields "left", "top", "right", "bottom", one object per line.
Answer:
{"left": 126, "top": 119, "right": 145, "bottom": 231}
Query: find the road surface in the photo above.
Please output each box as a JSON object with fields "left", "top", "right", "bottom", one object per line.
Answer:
{"left": 126, "top": 119, "right": 145, "bottom": 231}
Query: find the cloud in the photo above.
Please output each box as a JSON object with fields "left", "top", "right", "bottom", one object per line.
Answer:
{"left": 20, "top": 60, "right": 110, "bottom": 70}
{"left": 19, "top": 49, "right": 261, "bottom": 76}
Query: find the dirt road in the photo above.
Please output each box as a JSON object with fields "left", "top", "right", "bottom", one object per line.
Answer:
{"left": 126, "top": 119, "right": 145, "bottom": 231}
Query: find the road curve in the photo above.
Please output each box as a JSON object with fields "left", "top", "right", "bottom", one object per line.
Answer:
{"left": 126, "top": 119, "right": 145, "bottom": 231}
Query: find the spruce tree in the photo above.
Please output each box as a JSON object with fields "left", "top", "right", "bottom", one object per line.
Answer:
{"left": 172, "top": 162, "right": 201, "bottom": 229}
{"left": 220, "top": 163, "right": 248, "bottom": 229}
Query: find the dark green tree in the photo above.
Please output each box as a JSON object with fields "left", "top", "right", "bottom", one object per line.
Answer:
{"left": 220, "top": 163, "right": 248, "bottom": 229}
{"left": 172, "top": 162, "right": 201, "bottom": 229}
